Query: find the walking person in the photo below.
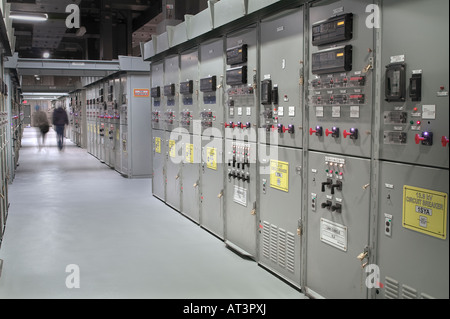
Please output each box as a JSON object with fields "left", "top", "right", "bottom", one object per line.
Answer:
{"left": 53, "top": 105, "right": 69, "bottom": 151}
{"left": 33, "top": 105, "right": 50, "bottom": 151}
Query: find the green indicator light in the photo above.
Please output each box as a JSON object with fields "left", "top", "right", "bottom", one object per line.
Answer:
{"left": 410, "top": 121, "right": 414, "bottom": 125}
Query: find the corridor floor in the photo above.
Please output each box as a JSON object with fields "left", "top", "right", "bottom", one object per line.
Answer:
{"left": 0, "top": 128, "right": 306, "bottom": 299}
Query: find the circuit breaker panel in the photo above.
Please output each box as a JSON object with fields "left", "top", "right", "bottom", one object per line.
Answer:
{"left": 377, "top": 162, "right": 448, "bottom": 299}
{"left": 308, "top": 0, "right": 374, "bottom": 159}
{"left": 179, "top": 48, "right": 201, "bottom": 223}
{"left": 199, "top": 39, "right": 226, "bottom": 238}
{"left": 144, "top": 0, "right": 449, "bottom": 299}
{"left": 165, "top": 129, "right": 183, "bottom": 211}
{"left": 179, "top": 49, "right": 199, "bottom": 136}
{"left": 259, "top": 146, "right": 303, "bottom": 288}
{"left": 163, "top": 56, "right": 180, "bottom": 132}
{"left": 379, "top": 0, "right": 449, "bottom": 169}
{"left": 151, "top": 61, "right": 164, "bottom": 131}
{"left": 200, "top": 136, "right": 225, "bottom": 239}
{"left": 224, "top": 27, "right": 258, "bottom": 143}
{"left": 152, "top": 129, "right": 166, "bottom": 202}
{"left": 119, "top": 74, "right": 128, "bottom": 177}
{"left": 98, "top": 82, "right": 107, "bottom": 163}
{"left": 224, "top": 139, "right": 258, "bottom": 257}
{"left": 199, "top": 39, "right": 225, "bottom": 136}
{"left": 306, "top": 151, "right": 371, "bottom": 299}
{"left": 259, "top": 8, "right": 304, "bottom": 149}
{"left": 181, "top": 133, "right": 201, "bottom": 223}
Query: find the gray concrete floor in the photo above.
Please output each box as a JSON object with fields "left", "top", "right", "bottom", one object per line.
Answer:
{"left": 0, "top": 128, "right": 306, "bottom": 299}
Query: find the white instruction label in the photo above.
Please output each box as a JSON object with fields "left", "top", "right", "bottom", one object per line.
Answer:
{"left": 233, "top": 186, "right": 247, "bottom": 207}
{"left": 350, "top": 105, "right": 360, "bottom": 118}
{"left": 316, "top": 106, "right": 324, "bottom": 118}
{"left": 320, "top": 219, "right": 348, "bottom": 252}
{"left": 289, "top": 106, "right": 295, "bottom": 117}
{"left": 332, "top": 106, "right": 341, "bottom": 118}
{"left": 422, "top": 105, "right": 436, "bottom": 120}
{"left": 278, "top": 106, "right": 284, "bottom": 116}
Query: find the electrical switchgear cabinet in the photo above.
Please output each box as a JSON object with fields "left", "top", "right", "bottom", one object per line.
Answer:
{"left": 377, "top": 162, "right": 449, "bottom": 299}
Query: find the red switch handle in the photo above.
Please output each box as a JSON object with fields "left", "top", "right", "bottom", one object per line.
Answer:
{"left": 442, "top": 136, "right": 450, "bottom": 147}
{"left": 415, "top": 134, "right": 425, "bottom": 144}
{"left": 343, "top": 130, "right": 352, "bottom": 139}
{"left": 224, "top": 123, "right": 230, "bottom": 128}
{"left": 271, "top": 125, "right": 277, "bottom": 132}
{"left": 325, "top": 129, "right": 332, "bottom": 137}
{"left": 309, "top": 128, "right": 316, "bottom": 136}
{"left": 282, "top": 127, "right": 289, "bottom": 133}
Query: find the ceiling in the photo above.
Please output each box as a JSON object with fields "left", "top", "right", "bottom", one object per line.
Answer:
{"left": 9, "top": 0, "right": 165, "bottom": 60}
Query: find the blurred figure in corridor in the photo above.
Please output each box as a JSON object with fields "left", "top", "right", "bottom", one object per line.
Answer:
{"left": 52, "top": 105, "right": 69, "bottom": 151}
{"left": 33, "top": 105, "right": 50, "bottom": 151}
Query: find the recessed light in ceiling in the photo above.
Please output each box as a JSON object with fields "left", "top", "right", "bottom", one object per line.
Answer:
{"left": 10, "top": 12, "right": 48, "bottom": 22}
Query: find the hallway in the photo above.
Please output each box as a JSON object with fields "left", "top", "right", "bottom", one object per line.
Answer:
{"left": 0, "top": 128, "right": 305, "bottom": 299}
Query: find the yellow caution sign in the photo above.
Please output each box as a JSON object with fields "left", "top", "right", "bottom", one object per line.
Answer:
{"left": 185, "top": 144, "right": 194, "bottom": 164}
{"left": 169, "top": 140, "right": 176, "bottom": 158}
{"left": 403, "top": 186, "right": 448, "bottom": 239}
{"left": 155, "top": 137, "right": 161, "bottom": 154}
{"left": 270, "top": 160, "right": 289, "bottom": 192}
{"left": 206, "top": 147, "right": 217, "bottom": 170}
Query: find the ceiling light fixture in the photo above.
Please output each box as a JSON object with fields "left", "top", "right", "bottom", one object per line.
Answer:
{"left": 43, "top": 52, "right": 50, "bottom": 59}
{"left": 9, "top": 12, "right": 48, "bottom": 22}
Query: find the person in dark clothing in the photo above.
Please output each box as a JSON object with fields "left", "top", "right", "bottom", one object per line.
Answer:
{"left": 52, "top": 106, "right": 69, "bottom": 150}
{"left": 33, "top": 105, "right": 50, "bottom": 151}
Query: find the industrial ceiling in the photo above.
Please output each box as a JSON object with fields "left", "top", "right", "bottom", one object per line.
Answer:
{"left": 9, "top": 0, "right": 165, "bottom": 60}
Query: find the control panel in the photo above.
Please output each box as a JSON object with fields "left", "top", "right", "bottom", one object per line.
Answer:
{"left": 225, "top": 139, "right": 258, "bottom": 257}
{"left": 225, "top": 28, "right": 258, "bottom": 143}
{"left": 199, "top": 39, "right": 225, "bottom": 136}
{"left": 151, "top": 61, "right": 164, "bottom": 131}
{"left": 307, "top": 150, "right": 371, "bottom": 299}
{"left": 380, "top": 44, "right": 449, "bottom": 168}
{"left": 308, "top": 2, "right": 374, "bottom": 158}
{"left": 259, "top": 9, "right": 304, "bottom": 149}
{"left": 164, "top": 55, "right": 180, "bottom": 132}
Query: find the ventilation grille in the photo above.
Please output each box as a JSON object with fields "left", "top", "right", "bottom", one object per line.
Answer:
{"left": 384, "top": 277, "right": 436, "bottom": 299}
{"left": 286, "top": 232, "right": 295, "bottom": 273}
{"left": 402, "top": 284, "right": 418, "bottom": 299}
{"left": 262, "top": 221, "right": 271, "bottom": 260}
{"left": 277, "top": 228, "right": 286, "bottom": 268}
{"left": 384, "top": 277, "right": 399, "bottom": 299}
{"left": 262, "top": 221, "right": 296, "bottom": 273}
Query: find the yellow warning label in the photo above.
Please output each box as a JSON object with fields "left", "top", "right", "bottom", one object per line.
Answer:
{"left": 169, "top": 140, "right": 176, "bottom": 158}
{"left": 403, "top": 186, "right": 448, "bottom": 240}
{"left": 206, "top": 147, "right": 217, "bottom": 170}
{"left": 270, "top": 160, "right": 289, "bottom": 192}
{"left": 337, "top": 21, "right": 345, "bottom": 26}
{"left": 155, "top": 137, "right": 161, "bottom": 154}
{"left": 337, "top": 53, "right": 344, "bottom": 57}
{"left": 185, "top": 144, "right": 194, "bottom": 163}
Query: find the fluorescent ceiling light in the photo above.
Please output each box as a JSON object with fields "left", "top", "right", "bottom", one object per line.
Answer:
{"left": 22, "top": 93, "right": 69, "bottom": 96}
{"left": 10, "top": 12, "right": 48, "bottom": 22}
